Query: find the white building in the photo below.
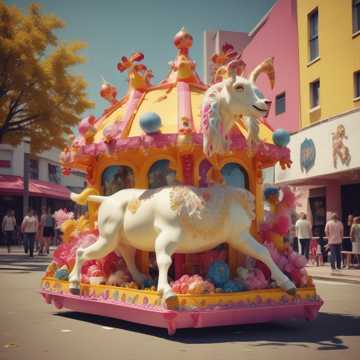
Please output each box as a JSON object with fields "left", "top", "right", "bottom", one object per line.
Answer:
{"left": 0, "top": 141, "right": 85, "bottom": 220}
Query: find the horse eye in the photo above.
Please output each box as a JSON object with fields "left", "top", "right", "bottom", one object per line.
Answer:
{"left": 234, "top": 84, "right": 244, "bottom": 91}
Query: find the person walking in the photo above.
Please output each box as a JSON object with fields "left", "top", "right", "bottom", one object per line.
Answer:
{"left": 2, "top": 210, "right": 16, "bottom": 253}
{"left": 295, "top": 213, "right": 312, "bottom": 260}
{"left": 40, "top": 208, "right": 54, "bottom": 255}
{"left": 349, "top": 216, "right": 360, "bottom": 267}
{"left": 21, "top": 209, "right": 39, "bottom": 257}
{"left": 325, "top": 213, "right": 344, "bottom": 273}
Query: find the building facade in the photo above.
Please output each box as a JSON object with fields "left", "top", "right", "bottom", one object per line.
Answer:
{"left": 275, "top": 0, "right": 360, "bottom": 234}
{"left": 0, "top": 141, "right": 85, "bottom": 223}
{"left": 204, "top": 0, "right": 360, "bottom": 233}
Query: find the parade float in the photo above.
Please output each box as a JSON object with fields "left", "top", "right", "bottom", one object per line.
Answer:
{"left": 40, "top": 28, "right": 323, "bottom": 335}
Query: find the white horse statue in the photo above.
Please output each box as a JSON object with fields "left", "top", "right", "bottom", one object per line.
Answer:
{"left": 68, "top": 57, "right": 296, "bottom": 305}
{"left": 69, "top": 185, "right": 296, "bottom": 304}
{"left": 201, "top": 56, "right": 274, "bottom": 157}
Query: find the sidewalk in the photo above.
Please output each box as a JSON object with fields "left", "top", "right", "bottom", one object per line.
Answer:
{"left": 306, "top": 264, "right": 360, "bottom": 284}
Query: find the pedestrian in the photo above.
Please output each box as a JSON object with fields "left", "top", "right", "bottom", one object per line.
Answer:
{"left": 325, "top": 213, "right": 344, "bottom": 273}
{"left": 349, "top": 216, "right": 360, "bottom": 267}
{"left": 1, "top": 210, "right": 16, "bottom": 253}
{"left": 290, "top": 212, "right": 299, "bottom": 253}
{"left": 295, "top": 213, "right": 312, "bottom": 260}
{"left": 21, "top": 209, "right": 39, "bottom": 257}
{"left": 40, "top": 208, "right": 54, "bottom": 255}
{"left": 342, "top": 214, "right": 354, "bottom": 266}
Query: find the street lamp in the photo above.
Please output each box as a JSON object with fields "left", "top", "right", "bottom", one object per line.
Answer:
{"left": 22, "top": 136, "right": 30, "bottom": 217}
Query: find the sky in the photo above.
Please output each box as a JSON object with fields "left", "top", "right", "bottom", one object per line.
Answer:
{"left": 7, "top": 0, "right": 276, "bottom": 118}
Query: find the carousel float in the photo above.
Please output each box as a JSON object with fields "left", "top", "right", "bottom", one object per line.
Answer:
{"left": 40, "top": 28, "right": 323, "bottom": 335}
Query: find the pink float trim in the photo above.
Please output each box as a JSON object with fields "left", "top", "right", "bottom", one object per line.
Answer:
{"left": 119, "top": 90, "right": 144, "bottom": 136}
{"left": 40, "top": 290, "right": 323, "bottom": 336}
{"left": 61, "top": 131, "right": 290, "bottom": 171}
{"left": 177, "top": 82, "right": 194, "bottom": 131}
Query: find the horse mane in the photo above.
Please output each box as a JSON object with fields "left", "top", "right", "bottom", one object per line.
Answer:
{"left": 200, "top": 84, "right": 227, "bottom": 157}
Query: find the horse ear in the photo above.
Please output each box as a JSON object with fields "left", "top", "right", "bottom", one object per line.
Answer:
{"left": 227, "top": 56, "right": 246, "bottom": 82}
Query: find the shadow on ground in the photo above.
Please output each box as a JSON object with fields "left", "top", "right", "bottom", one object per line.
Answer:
{"left": 0, "top": 253, "right": 50, "bottom": 272}
{"left": 56, "top": 311, "right": 360, "bottom": 350}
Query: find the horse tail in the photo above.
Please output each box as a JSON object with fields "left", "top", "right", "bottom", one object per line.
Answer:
{"left": 70, "top": 187, "right": 105, "bottom": 205}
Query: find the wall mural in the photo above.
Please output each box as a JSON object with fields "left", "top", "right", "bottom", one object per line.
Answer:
{"left": 102, "top": 166, "right": 135, "bottom": 195}
{"left": 300, "top": 138, "right": 316, "bottom": 173}
{"left": 331, "top": 124, "right": 351, "bottom": 168}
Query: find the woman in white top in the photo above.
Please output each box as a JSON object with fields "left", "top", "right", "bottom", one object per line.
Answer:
{"left": 295, "top": 213, "right": 312, "bottom": 260}
{"left": 21, "top": 209, "right": 39, "bottom": 257}
{"left": 2, "top": 210, "right": 16, "bottom": 253}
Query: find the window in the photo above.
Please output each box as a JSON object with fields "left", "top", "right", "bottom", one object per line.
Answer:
{"left": 354, "top": 70, "right": 360, "bottom": 98}
{"left": 101, "top": 165, "right": 134, "bottom": 195}
{"left": 310, "top": 79, "right": 320, "bottom": 109}
{"left": 0, "top": 150, "right": 12, "bottom": 171}
{"left": 30, "top": 158, "right": 39, "bottom": 180}
{"left": 275, "top": 93, "right": 286, "bottom": 115}
{"left": 148, "top": 160, "right": 175, "bottom": 189}
{"left": 71, "top": 170, "right": 86, "bottom": 178}
{"left": 308, "top": 8, "right": 319, "bottom": 61}
{"left": 221, "top": 163, "right": 249, "bottom": 189}
{"left": 48, "top": 163, "right": 61, "bottom": 184}
{"left": 353, "top": 0, "right": 360, "bottom": 33}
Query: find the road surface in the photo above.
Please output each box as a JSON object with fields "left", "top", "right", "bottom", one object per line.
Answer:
{"left": 0, "top": 249, "right": 359, "bottom": 360}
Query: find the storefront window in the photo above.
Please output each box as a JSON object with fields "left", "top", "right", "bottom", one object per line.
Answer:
{"left": 101, "top": 165, "right": 134, "bottom": 195}
{"left": 221, "top": 163, "right": 249, "bottom": 189}
{"left": 48, "top": 163, "right": 61, "bottom": 184}
{"left": 30, "top": 158, "right": 39, "bottom": 180}
{"left": 148, "top": 159, "right": 175, "bottom": 189}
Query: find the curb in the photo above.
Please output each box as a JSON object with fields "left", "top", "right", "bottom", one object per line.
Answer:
{"left": 311, "top": 275, "right": 360, "bottom": 285}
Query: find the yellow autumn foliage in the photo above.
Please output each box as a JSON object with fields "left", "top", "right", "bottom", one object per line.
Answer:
{"left": 0, "top": 1, "right": 94, "bottom": 153}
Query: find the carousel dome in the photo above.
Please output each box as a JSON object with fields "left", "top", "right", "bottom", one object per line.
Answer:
{"left": 60, "top": 29, "right": 290, "bottom": 189}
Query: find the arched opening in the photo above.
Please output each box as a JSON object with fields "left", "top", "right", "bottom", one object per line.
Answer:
{"left": 221, "top": 162, "right": 249, "bottom": 189}
{"left": 148, "top": 159, "right": 175, "bottom": 189}
{"left": 101, "top": 165, "right": 135, "bottom": 195}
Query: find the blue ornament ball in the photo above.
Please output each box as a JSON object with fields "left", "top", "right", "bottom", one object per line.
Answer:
{"left": 55, "top": 268, "right": 69, "bottom": 281}
{"left": 264, "top": 186, "right": 280, "bottom": 201}
{"left": 207, "top": 260, "right": 230, "bottom": 287}
{"left": 223, "top": 280, "right": 242, "bottom": 293}
{"left": 272, "top": 128, "right": 290, "bottom": 147}
{"left": 139, "top": 112, "right": 162, "bottom": 134}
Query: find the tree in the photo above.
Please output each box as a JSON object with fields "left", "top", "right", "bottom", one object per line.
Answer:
{"left": 0, "top": 2, "right": 94, "bottom": 153}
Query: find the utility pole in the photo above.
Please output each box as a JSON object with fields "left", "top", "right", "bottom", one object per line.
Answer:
{"left": 22, "top": 137, "right": 31, "bottom": 218}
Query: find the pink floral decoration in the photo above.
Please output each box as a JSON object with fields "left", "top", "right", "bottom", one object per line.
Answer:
{"left": 171, "top": 274, "right": 215, "bottom": 295}
{"left": 53, "top": 209, "right": 74, "bottom": 229}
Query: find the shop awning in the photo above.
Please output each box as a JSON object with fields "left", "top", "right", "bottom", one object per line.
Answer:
{"left": 0, "top": 175, "right": 70, "bottom": 200}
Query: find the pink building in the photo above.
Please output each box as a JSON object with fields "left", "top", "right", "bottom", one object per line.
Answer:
{"left": 203, "top": 0, "right": 300, "bottom": 133}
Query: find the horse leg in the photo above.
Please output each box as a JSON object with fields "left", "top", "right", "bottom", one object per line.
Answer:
{"left": 229, "top": 231, "right": 296, "bottom": 295}
{"left": 116, "top": 243, "right": 146, "bottom": 286}
{"left": 69, "top": 212, "right": 120, "bottom": 293}
{"left": 154, "top": 228, "right": 179, "bottom": 302}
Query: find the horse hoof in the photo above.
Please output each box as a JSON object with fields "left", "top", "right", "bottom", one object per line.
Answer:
{"left": 286, "top": 287, "right": 297, "bottom": 296}
{"left": 69, "top": 282, "right": 80, "bottom": 295}
{"left": 278, "top": 279, "right": 296, "bottom": 295}
{"left": 70, "top": 287, "right": 80, "bottom": 295}
{"left": 164, "top": 295, "right": 179, "bottom": 310}
{"left": 162, "top": 289, "right": 178, "bottom": 310}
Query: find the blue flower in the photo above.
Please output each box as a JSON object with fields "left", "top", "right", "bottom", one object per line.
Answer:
{"left": 207, "top": 261, "right": 230, "bottom": 287}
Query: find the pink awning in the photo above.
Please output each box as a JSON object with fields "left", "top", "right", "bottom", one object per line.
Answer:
{"left": 0, "top": 175, "right": 70, "bottom": 200}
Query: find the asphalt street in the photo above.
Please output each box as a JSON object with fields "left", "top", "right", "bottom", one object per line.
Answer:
{"left": 1, "top": 248, "right": 360, "bottom": 360}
